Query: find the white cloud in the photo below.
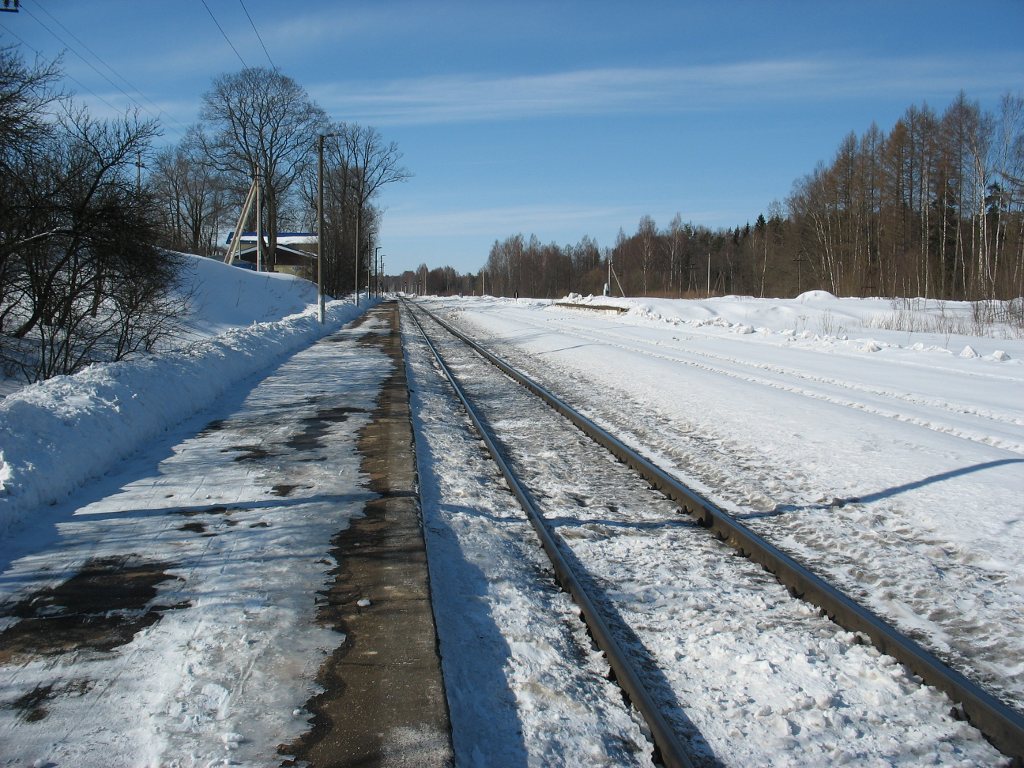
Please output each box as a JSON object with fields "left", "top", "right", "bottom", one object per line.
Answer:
{"left": 311, "top": 54, "right": 1024, "bottom": 126}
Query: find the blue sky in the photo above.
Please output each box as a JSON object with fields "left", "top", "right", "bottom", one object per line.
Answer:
{"left": 2, "top": 1, "right": 1023, "bottom": 274}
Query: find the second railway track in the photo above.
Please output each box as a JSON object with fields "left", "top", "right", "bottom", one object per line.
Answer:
{"left": 402, "top": 298, "right": 1023, "bottom": 767}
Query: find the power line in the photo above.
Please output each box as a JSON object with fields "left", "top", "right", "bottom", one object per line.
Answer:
{"left": 238, "top": 0, "right": 275, "bottom": 71}
{"left": 199, "top": 0, "right": 248, "bottom": 69}
{"left": 1, "top": 7, "right": 193, "bottom": 145}
{"left": 0, "top": 16, "right": 123, "bottom": 116}
{"left": 20, "top": 5, "right": 151, "bottom": 112}
{"left": 31, "top": 0, "right": 189, "bottom": 133}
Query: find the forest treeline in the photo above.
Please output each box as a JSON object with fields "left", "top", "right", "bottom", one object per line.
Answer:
{"left": 421, "top": 92, "right": 1024, "bottom": 302}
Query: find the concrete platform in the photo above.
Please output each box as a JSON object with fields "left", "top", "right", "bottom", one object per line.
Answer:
{"left": 282, "top": 302, "right": 452, "bottom": 767}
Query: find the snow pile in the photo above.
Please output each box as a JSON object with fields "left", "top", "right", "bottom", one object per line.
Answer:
{"left": 0, "top": 254, "right": 365, "bottom": 533}
{"left": 172, "top": 254, "right": 321, "bottom": 339}
{"left": 552, "top": 291, "right": 1024, "bottom": 360}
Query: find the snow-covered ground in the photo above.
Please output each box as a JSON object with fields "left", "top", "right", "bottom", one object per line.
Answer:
{"left": 1, "top": 255, "right": 361, "bottom": 533}
{"left": 405, "top": 302, "right": 1003, "bottom": 766}
{"left": 1, "top": 272, "right": 1021, "bottom": 765}
{"left": 424, "top": 292, "right": 1024, "bottom": 718}
{"left": 0, "top": 256, "right": 380, "bottom": 764}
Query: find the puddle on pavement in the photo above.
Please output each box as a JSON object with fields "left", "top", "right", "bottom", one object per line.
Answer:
{"left": 175, "top": 506, "right": 243, "bottom": 536}
{"left": 226, "top": 445, "right": 272, "bottom": 462}
{"left": 0, "top": 556, "right": 187, "bottom": 663}
{"left": 286, "top": 406, "right": 365, "bottom": 451}
{"left": 178, "top": 505, "right": 232, "bottom": 517}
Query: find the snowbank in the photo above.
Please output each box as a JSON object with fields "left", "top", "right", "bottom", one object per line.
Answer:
{"left": 553, "top": 292, "right": 1022, "bottom": 360}
{"left": 0, "top": 254, "right": 368, "bottom": 533}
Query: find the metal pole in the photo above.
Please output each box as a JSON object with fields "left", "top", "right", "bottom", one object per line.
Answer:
{"left": 317, "top": 135, "right": 326, "bottom": 323}
{"left": 255, "top": 167, "right": 263, "bottom": 272}
{"left": 354, "top": 179, "right": 362, "bottom": 307}
{"left": 374, "top": 246, "right": 381, "bottom": 299}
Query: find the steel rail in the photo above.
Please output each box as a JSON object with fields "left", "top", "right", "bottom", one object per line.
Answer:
{"left": 404, "top": 302, "right": 696, "bottom": 768}
{"left": 410, "top": 299, "right": 1024, "bottom": 763}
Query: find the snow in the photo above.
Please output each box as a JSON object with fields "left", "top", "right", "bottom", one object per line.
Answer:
{"left": 0, "top": 255, "right": 384, "bottom": 764}
{"left": 1, "top": 272, "right": 1021, "bottom": 765}
{"left": 0, "top": 255, "right": 360, "bottom": 533}
{"left": 425, "top": 294, "right": 1024, "bottom": 727}
{"left": 408, "top": 297, "right": 1018, "bottom": 765}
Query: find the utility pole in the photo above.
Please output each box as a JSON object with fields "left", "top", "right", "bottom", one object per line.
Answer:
{"left": 793, "top": 254, "right": 806, "bottom": 293}
{"left": 224, "top": 179, "right": 258, "bottom": 265}
{"left": 316, "top": 134, "right": 332, "bottom": 323}
{"left": 366, "top": 244, "right": 372, "bottom": 301}
{"left": 135, "top": 153, "right": 145, "bottom": 195}
{"left": 0, "top": 1, "right": 20, "bottom": 12}
{"left": 354, "top": 178, "right": 364, "bottom": 307}
{"left": 374, "top": 246, "right": 381, "bottom": 299}
{"left": 255, "top": 167, "right": 264, "bottom": 272}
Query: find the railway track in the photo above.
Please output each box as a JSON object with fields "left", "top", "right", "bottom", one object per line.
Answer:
{"left": 402, "top": 298, "right": 1024, "bottom": 766}
{"left": 445, "top": 303, "right": 1024, "bottom": 716}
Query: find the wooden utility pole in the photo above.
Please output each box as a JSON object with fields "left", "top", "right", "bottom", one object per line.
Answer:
{"left": 224, "top": 177, "right": 259, "bottom": 265}
{"left": 793, "top": 254, "right": 807, "bottom": 293}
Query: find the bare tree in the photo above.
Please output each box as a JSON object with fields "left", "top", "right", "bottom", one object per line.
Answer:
{"left": 1, "top": 44, "right": 62, "bottom": 329}
{"left": 2, "top": 99, "right": 183, "bottom": 382}
{"left": 198, "top": 67, "right": 326, "bottom": 271}
{"left": 339, "top": 123, "right": 410, "bottom": 295}
{"left": 300, "top": 123, "right": 410, "bottom": 297}
{"left": 150, "top": 126, "right": 228, "bottom": 255}
{"left": 637, "top": 215, "right": 657, "bottom": 296}
{"left": 666, "top": 213, "right": 687, "bottom": 295}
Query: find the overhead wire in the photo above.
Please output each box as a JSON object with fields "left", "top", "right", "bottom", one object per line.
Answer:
{"left": 199, "top": 0, "right": 248, "bottom": 69}
{"left": 0, "top": 16, "right": 123, "bottom": 116}
{"left": 238, "top": 0, "right": 275, "bottom": 71}
{"left": 19, "top": 4, "right": 161, "bottom": 118}
{"left": 3, "top": 1, "right": 263, "bottom": 143}
{"left": 29, "top": 0, "right": 190, "bottom": 134}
